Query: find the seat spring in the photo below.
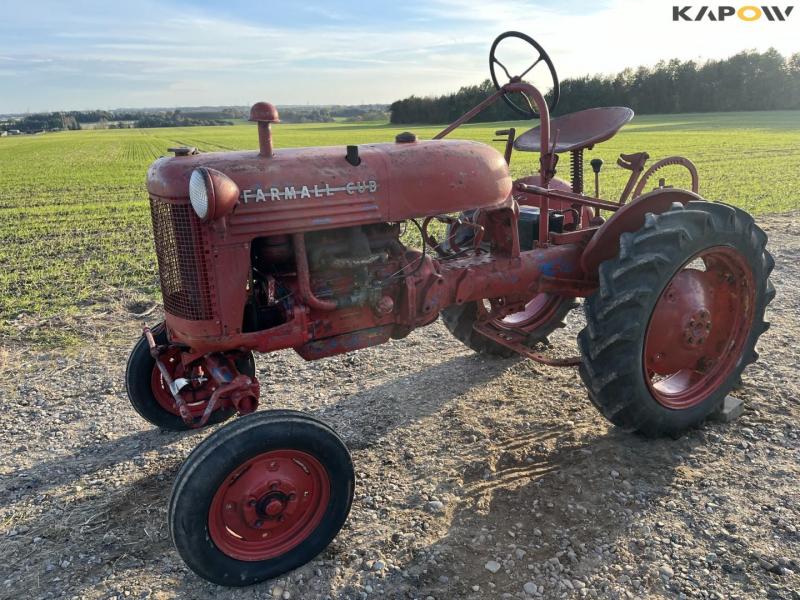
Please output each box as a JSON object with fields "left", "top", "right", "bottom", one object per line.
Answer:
{"left": 570, "top": 148, "right": 584, "bottom": 194}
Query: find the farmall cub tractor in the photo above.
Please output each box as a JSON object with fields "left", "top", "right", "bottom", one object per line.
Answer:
{"left": 127, "top": 32, "right": 774, "bottom": 585}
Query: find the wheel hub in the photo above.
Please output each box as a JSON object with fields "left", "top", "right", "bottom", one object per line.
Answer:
{"left": 260, "top": 494, "right": 288, "bottom": 518}
{"left": 683, "top": 309, "right": 712, "bottom": 347}
{"left": 646, "top": 269, "right": 714, "bottom": 375}
{"left": 644, "top": 247, "right": 755, "bottom": 410}
{"left": 208, "top": 450, "right": 330, "bottom": 561}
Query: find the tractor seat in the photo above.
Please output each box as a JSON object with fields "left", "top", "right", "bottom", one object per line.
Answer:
{"left": 514, "top": 107, "right": 634, "bottom": 153}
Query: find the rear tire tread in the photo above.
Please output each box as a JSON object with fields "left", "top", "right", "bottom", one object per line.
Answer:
{"left": 578, "top": 201, "right": 774, "bottom": 437}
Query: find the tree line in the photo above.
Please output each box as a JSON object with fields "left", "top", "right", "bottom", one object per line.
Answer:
{"left": 389, "top": 49, "right": 800, "bottom": 123}
{"left": 2, "top": 104, "right": 391, "bottom": 133}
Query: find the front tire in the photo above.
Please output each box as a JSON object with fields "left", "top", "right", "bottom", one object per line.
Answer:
{"left": 578, "top": 201, "right": 774, "bottom": 437}
{"left": 125, "top": 323, "right": 255, "bottom": 431}
{"left": 169, "top": 410, "right": 355, "bottom": 586}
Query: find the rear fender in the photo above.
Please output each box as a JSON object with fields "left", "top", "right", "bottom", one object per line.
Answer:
{"left": 580, "top": 188, "right": 703, "bottom": 275}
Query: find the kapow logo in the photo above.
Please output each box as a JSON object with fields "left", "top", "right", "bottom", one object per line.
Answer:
{"left": 673, "top": 5, "right": 795, "bottom": 20}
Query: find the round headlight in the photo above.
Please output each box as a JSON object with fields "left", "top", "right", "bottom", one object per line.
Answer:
{"left": 189, "top": 169, "right": 211, "bottom": 220}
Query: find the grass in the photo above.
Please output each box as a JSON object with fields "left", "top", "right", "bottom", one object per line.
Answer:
{"left": 1, "top": 111, "right": 799, "bottom": 346}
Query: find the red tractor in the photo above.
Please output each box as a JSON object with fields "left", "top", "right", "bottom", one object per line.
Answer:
{"left": 127, "top": 32, "right": 774, "bottom": 586}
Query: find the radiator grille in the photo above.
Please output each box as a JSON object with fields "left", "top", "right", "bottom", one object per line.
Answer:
{"left": 150, "top": 198, "right": 213, "bottom": 320}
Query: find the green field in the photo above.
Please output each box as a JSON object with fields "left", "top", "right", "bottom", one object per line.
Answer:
{"left": 1, "top": 111, "right": 799, "bottom": 345}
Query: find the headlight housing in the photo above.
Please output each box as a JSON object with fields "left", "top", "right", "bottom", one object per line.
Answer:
{"left": 188, "top": 167, "right": 240, "bottom": 222}
{"left": 189, "top": 169, "right": 210, "bottom": 220}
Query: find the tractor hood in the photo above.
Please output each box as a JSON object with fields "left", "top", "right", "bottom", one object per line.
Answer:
{"left": 146, "top": 139, "right": 512, "bottom": 235}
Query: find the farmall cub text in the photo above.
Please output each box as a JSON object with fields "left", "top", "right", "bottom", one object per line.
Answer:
{"left": 127, "top": 33, "right": 774, "bottom": 585}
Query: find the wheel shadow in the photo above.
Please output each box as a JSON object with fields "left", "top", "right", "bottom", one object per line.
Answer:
{"left": 0, "top": 429, "right": 186, "bottom": 510}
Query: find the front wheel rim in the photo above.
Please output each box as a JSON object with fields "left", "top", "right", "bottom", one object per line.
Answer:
{"left": 643, "top": 246, "right": 755, "bottom": 410}
{"left": 208, "top": 450, "right": 331, "bottom": 561}
{"left": 150, "top": 348, "right": 215, "bottom": 417}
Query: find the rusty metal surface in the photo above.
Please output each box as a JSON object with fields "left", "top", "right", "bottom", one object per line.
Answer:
{"left": 249, "top": 102, "right": 280, "bottom": 123}
{"left": 147, "top": 140, "right": 511, "bottom": 231}
{"left": 580, "top": 188, "right": 703, "bottom": 274}
{"left": 472, "top": 320, "right": 580, "bottom": 366}
{"left": 293, "top": 233, "right": 338, "bottom": 311}
{"left": 434, "top": 81, "right": 553, "bottom": 185}
{"left": 516, "top": 182, "right": 623, "bottom": 212}
{"left": 633, "top": 156, "right": 700, "bottom": 198}
{"left": 617, "top": 152, "right": 650, "bottom": 204}
{"left": 514, "top": 107, "right": 634, "bottom": 153}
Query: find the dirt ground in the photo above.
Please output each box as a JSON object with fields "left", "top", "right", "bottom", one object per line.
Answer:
{"left": 1, "top": 212, "right": 798, "bottom": 600}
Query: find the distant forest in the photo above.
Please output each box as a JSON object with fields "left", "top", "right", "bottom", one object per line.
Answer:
{"left": 389, "top": 49, "right": 800, "bottom": 124}
{"left": 1, "top": 105, "right": 389, "bottom": 134}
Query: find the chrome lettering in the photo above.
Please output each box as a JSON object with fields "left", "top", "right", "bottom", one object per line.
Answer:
{"left": 240, "top": 179, "right": 379, "bottom": 203}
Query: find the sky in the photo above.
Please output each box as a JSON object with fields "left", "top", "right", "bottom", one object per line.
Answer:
{"left": 0, "top": 0, "right": 798, "bottom": 113}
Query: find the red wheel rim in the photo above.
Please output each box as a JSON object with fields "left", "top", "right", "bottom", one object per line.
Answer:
{"left": 485, "top": 293, "right": 567, "bottom": 333}
{"left": 644, "top": 246, "right": 755, "bottom": 410}
{"left": 150, "top": 348, "right": 215, "bottom": 417}
{"left": 208, "top": 450, "right": 330, "bottom": 561}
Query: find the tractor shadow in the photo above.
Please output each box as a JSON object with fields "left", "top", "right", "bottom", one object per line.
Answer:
{"left": 332, "top": 423, "right": 703, "bottom": 599}
{"left": 0, "top": 429, "right": 185, "bottom": 510}
{"left": 2, "top": 351, "right": 505, "bottom": 510}
{"left": 305, "top": 352, "right": 516, "bottom": 450}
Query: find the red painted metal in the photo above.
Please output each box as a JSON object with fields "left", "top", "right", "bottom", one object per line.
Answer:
{"left": 250, "top": 102, "right": 280, "bottom": 157}
{"left": 644, "top": 247, "right": 755, "bottom": 409}
{"left": 617, "top": 152, "right": 650, "bottom": 204}
{"left": 150, "top": 345, "right": 210, "bottom": 419}
{"left": 148, "top": 140, "right": 511, "bottom": 228}
{"left": 580, "top": 188, "right": 702, "bottom": 275}
{"left": 514, "top": 107, "right": 634, "bottom": 153}
{"left": 145, "top": 323, "right": 258, "bottom": 427}
{"left": 434, "top": 81, "right": 553, "bottom": 185}
{"left": 633, "top": 156, "right": 699, "bottom": 199}
{"left": 516, "top": 182, "right": 623, "bottom": 213}
{"left": 208, "top": 450, "right": 330, "bottom": 561}
{"left": 144, "top": 57, "right": 710, "bottom": 411}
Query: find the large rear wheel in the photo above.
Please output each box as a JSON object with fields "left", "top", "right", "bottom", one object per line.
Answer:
{"left": 169, "top": 410, "right": 354, "bottom": 586}
{"left": 578, "top": 201, "right": 774, "bottom": 437}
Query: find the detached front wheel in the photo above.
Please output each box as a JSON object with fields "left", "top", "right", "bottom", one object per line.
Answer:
{"left": 169, "top": 410, "right": 354, "bottom": 586}
{"left": 578, "top": 201, "right": 774, "bottom": 437}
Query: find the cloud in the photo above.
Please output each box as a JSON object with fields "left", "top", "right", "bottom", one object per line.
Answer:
{"left": 0, "top": 0, "right": 797, "bottom": 112}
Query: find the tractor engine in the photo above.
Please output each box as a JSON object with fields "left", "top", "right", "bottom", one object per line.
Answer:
{"left": 245, "top": 223, "right": 412, "bottom": 358}
{"left": 145, "top": 104, "right": 513, "bottom": 360}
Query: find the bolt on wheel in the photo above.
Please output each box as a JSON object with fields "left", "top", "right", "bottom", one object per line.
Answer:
{"left": 578, "top": 201, "right": 774, "bottom": 437}
{"left": 169, "top": 410, "right": 354, "bottom": 586}
{"left": 644, "top": 247, "right": 755, "bottom": 410}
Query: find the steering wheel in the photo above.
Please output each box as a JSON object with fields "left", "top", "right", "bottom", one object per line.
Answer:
{"left": 489, "top": 31, "right": 559, "bottom": 118}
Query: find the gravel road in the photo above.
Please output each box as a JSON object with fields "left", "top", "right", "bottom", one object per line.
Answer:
{"left": 1, "top": 212, "right": 798, "bottom": 600}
